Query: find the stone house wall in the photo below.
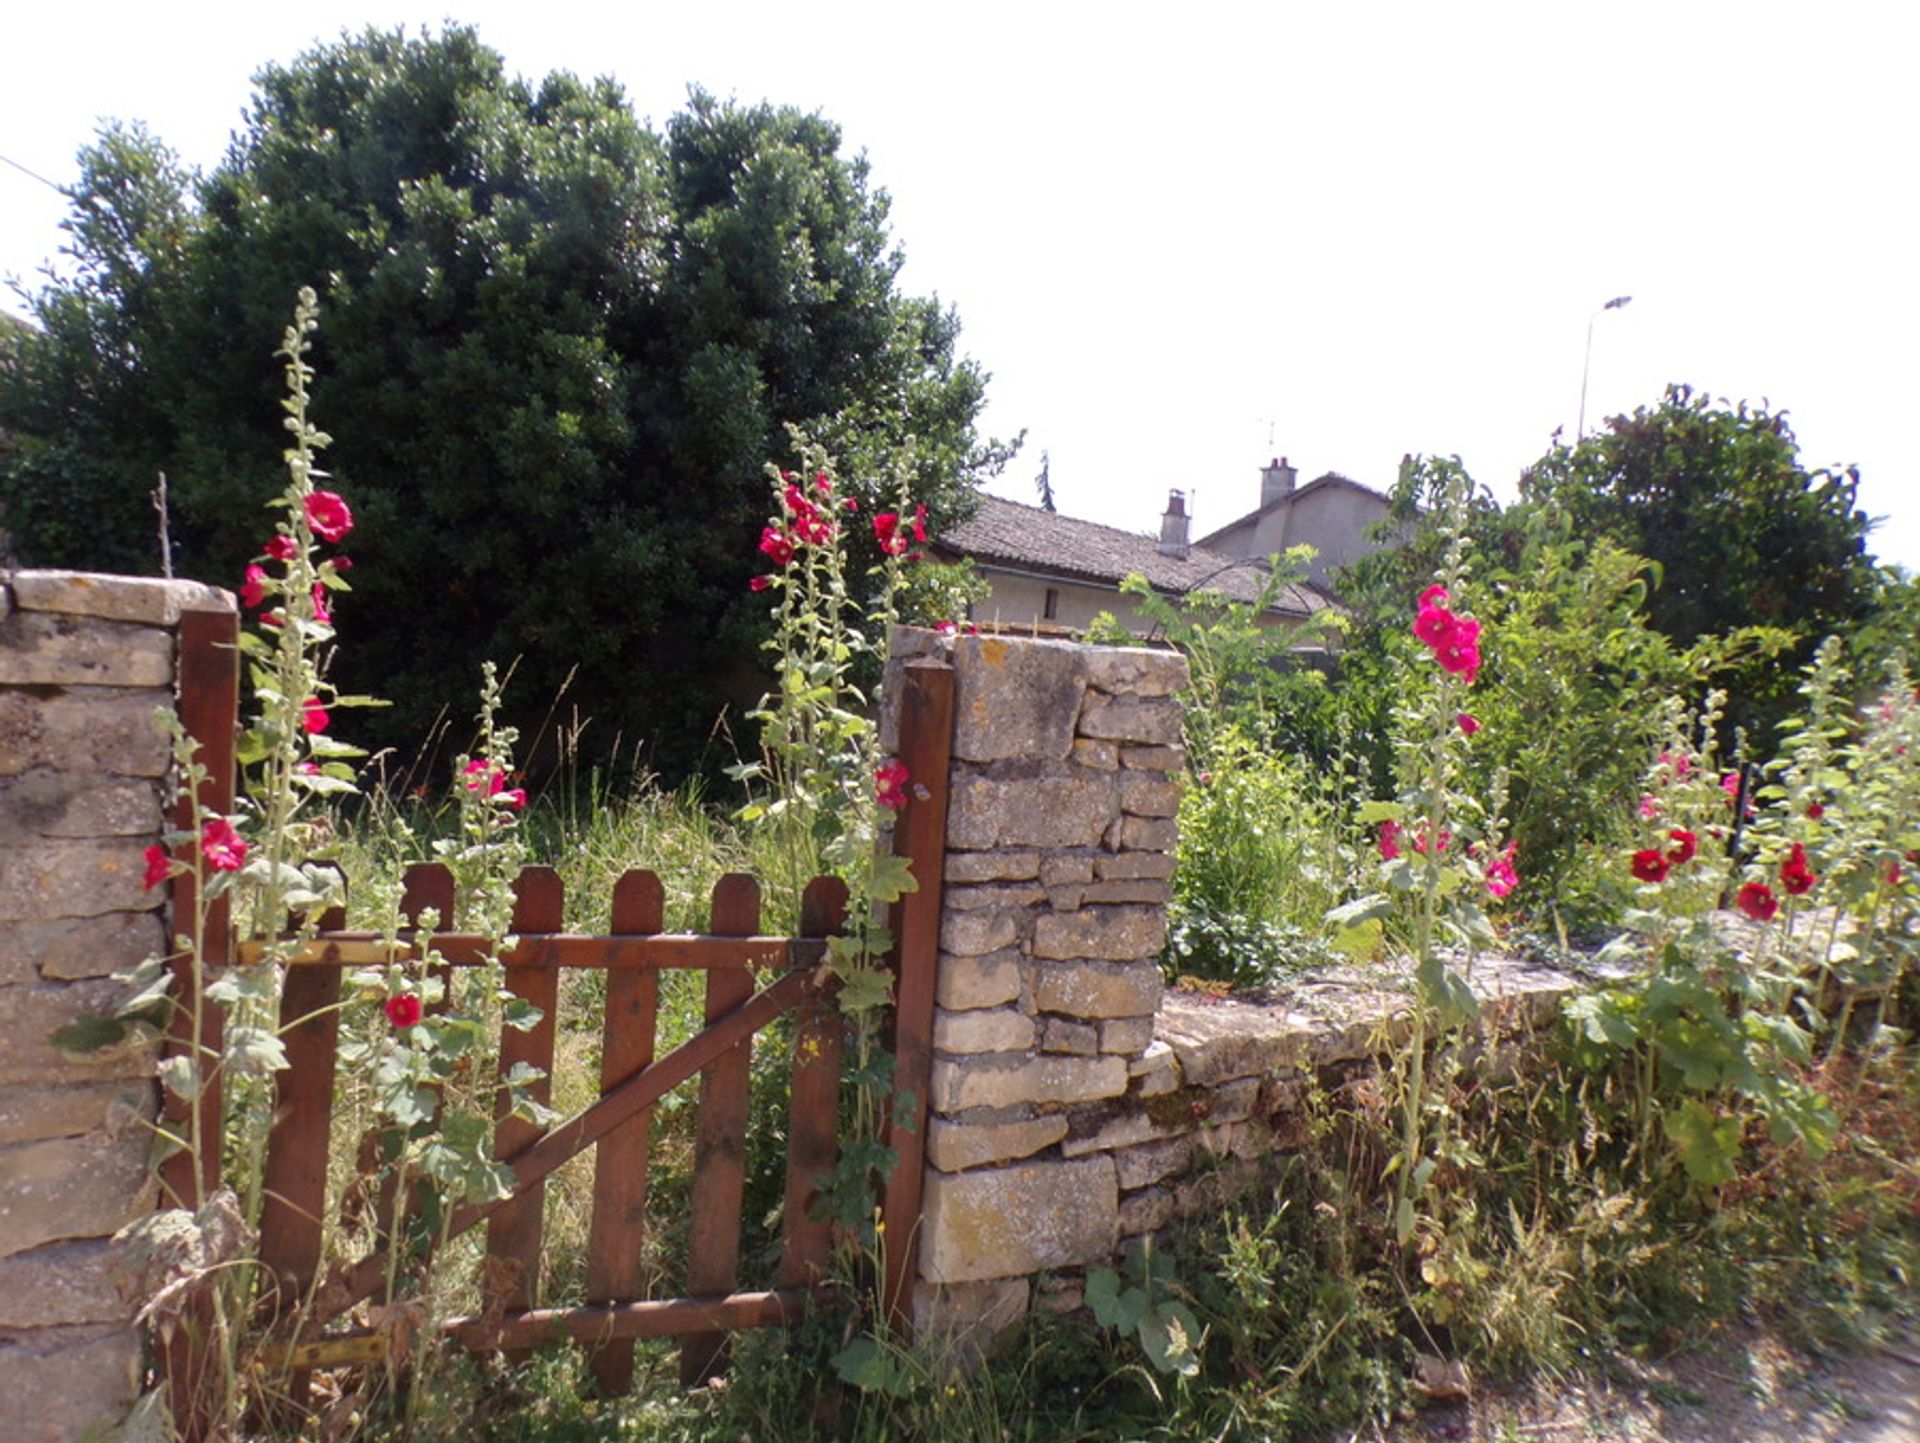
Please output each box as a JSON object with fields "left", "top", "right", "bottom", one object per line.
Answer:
{"left": 888, "top": 627, "right": 1585, "bottom": 1351}
{"left": 0, "top": 571, "right": 230, "bottom": 1443}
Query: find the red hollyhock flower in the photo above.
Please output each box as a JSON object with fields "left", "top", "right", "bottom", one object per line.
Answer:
{"left": 749, "top": 575, "right": 772, "bottom": 592}
{"left": 385, "top": 993, "right": 423, "bottom": 1029}
{"left": 305, "top": 490, "right": 353, "bottom": 543}
{"left": 911, "top": 502, "right": 927, "bottom": 543}
{"left": 875, "top": 759, "right": 910, "bottom": 811}
{"left": 301, "top": 698, "right": 330, "bottom": 734}
{"left": 143, "top": 844, "right": 173, "bottom": 890}
{"left": 1630, "top": 849, "right": 1670, "bottom": 884}
{"left": 1456, "top": 712, "right": 1480, "bottom": 736}
{"left": 874, "top": 511, "right": 911, "bottom": 556}
{"left": 240, "top": 564, "right": 268, "bottom": 609}
{"left": 200, "top": 818, "right": 248, "bottom": 872}
{"left": 264, "top": 533, "right": 298, "bottom": 562}
{"left": 759, "top": 527, "right": 796, "bottom": 567}
{"left": 1666, "top": 828, "right": 1698, "bottom": 866}
{"left": 1805, "top": 800, "right": 1825, "bottom": 819}
{"left": 1779, "top": 842, "right": 1817, "bottom": 896}
{"left": 1736, "top": 881, "right": 1779, "bottom": 921}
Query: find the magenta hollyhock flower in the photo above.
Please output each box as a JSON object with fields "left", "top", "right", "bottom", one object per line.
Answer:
{"left": 311, "top": 583, "right": 332, "bottom": 626}
{"left": 1721, "top": 773, "right": 1741, "bottom": 803}
{"left": 1378, "top": 819, "right": 1402, "bottom": 861}
{"left": 240, "top": 564, "right": 269, "bottom": 609}
{"left": 1414, "top": 604, "right": 1457, "bottom": 648}
{"left": 264, "top": 533, "right": 298, "bottom": 562}
{"left": 305, "top": 491, "right": 353, "bottom": 543}
{"left": 1736, "top": 881, "right": 1779, "bottom": 921}
{"left": 301, "top": 698, "right": 330, "bottom": 734}
{"left": 385, "top": 993, "right": 423, "bottom": 1029}
{"left": 1779, "top": 842, "right": 1817, "bottom": 896}
{"left": 1638, "top": 795, "right": 1662, "bottom": 821}
{"left": 873, "top": 511, "right": 910, "bottom": 556}
{"left": 1418, "top": 584, "right": 1450, "bottom": 610}
{"left": 1485, "top": 843, "right": 1519, "bottom": 899}
{"left": 875, "top": 759, "right": 910, "bottom": 811}
{"left": 1630, "top": 848, "right": 1670, "bottom": 884}
{"left": 749, "top": 575, "right": 772, "bottom": 592}
{"left": 200, "top": 818, "right": 248, "bottom": 872}
{"left": 1666, "top": 828, "right": 1699, "bottom": 866}
{"left": 759, "top": 527, "right": 796, "bottom": 567}
{"left": 1456, "top": 713, "right": 1479, "bottom": 736}
{"left": 142, "top": 844, "right": 173, "bottom": 891}
{"left": 497, "top": 787, "right": 527, "bottom": 810}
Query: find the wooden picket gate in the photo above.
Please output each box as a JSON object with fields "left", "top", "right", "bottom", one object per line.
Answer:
{"left": 158, "top": 613, "right": 955, "bottom": 1437}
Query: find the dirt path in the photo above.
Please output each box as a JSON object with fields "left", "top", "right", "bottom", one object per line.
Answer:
{"left": 1363, "top": 1323, "right": 1920, "bottom": 1443}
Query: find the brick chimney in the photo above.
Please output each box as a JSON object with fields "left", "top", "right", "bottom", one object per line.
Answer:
{"left": 1158, "top": 489, "right": 1190, "bottom": 558}
{"left": 1260, "top": 456, "right": 1298, "bottom": 508}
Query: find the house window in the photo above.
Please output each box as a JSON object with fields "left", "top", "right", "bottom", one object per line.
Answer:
{"left": 1043, "top": 587, "right": 1059, "bottom": 621}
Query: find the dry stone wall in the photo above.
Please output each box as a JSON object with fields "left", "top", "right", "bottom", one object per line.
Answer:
{"left": 0, "top": 570, "right": 228, "bottom": 1443}
{"left": 889, "top": 627, "right": 1589, "bottom": 1354}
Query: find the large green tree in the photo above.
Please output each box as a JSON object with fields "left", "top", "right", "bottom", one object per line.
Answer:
{"left": 0, "top": 28, "right": 1000, "bottom": 773}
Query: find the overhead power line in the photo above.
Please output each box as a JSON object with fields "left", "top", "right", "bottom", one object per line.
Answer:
{"left": 0, "top": 153, "right": 65, "bottom": 193}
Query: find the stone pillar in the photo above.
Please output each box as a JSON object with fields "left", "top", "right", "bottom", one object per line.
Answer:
{"left": 886, "top": 630, "right": 1188, "bottom": 1353}
{"left": 0, "top": 571, "right": 229, "bottom": 1443}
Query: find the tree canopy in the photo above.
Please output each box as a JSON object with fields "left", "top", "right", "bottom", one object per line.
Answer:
{"left": 0, "top": 27, "right": 1003, "bottom": 773}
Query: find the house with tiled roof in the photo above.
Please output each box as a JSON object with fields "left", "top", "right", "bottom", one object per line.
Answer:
{"left": 932, "top": 491, "right": 1337, "bottom": 637}
{"left": 1198, "top": 457, "right": 1395, "bottom": 590}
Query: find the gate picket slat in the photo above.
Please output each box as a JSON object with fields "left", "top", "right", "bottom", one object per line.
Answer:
{"left": 585, "top": 869, "right": 665, "bottom": 1396}
{"left": 486, "top": 866, "right": 565, "bottom": 1361}
{"left": 779, "top": 876, "right": 849, "bottom": 1290}
{"left": 679, "top": 873, "right": 760, "bottom": 1386}
{"left": 255, "top": 902, "right": 346, "bottom": 1415}
{"left": 401, "top": 863, "right": 458, "bottom": 1013}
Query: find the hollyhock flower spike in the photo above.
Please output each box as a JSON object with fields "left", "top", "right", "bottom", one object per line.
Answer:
{"left": 240, "top": 565, "right": 268, "bottom": 609}
{"left": 305, "top": 490, "right": 353, "bottom": 543}
{"left": 385, "top": 993, "right": 423, "bottom": 1029}
{"left": 200, "top": 818, "right": 248, "bottom": 873}
{"left": 1630, "top": 848, "right": 1670, "bottom": 885}
{"left": 1666, "top": 828, "right": 1698, "bottom": 866}
{"left": 143, "top": 845, "right": 173, "bottom": 891}
{"left": 1736, "top": 881, "right": 1779, "bottom": 922}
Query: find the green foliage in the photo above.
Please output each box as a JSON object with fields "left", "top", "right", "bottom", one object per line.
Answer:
{"left": 0, "top": 27, "right": 1004, "bottom": 775}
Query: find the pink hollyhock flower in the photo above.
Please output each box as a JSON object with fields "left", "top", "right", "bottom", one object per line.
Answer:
{"left": 794, "top": 509, "right": 836, "bottom": 546}
{"left": 301, "top": 698, "right": 330, "bottom": 734}
{"left": 749, "top": 575, "right": 772, "bottom": 592}
{"left": 873, "top": 511, "right": 911, "bottom": 556}
{"left": 332, "top": 555, "right": 353, "bottom": 572}
{"left": 305, "top": 491, "right": 353, "bottom": 543}
{"left": 935, "top": 620, "right": 958, "bottom": 635}
{"left": 1414, "top": 603, "right": 1457, "bottom": 648}
{"left": 1736, "top": 881, "right": 1779, "bottom": 922}
{"left": 384, "top": 994, "right": 423, "bottom": 1029}
{"left": 759, "top": 527, "right": 795, "bottom": 567}
{"left": 1418, "top": 584, "right": 1450, "bottom": 610}
{"left": 1666, "top": 828, "right": 1698, "bottom": 866}
{"left": 1411, "top": 827, "right": 1452, "bottom": 855}
{"left": 876, "top": 759, "right": 910, "bottom": 811}
{"left": 1889, "top": 861, "right": 1905, "bottom": 887}
{"left": 1378, "top": 819, "right": 1403, "bottom": 861}
{"left": 911, "top": 502, "right": 928, "bottom": 543}
{"left": 1630, "top": 849, "right": 1670, "bottom": 884}
{"left": 1658, "top": 750, "right": 1694, "bottom": 780}
{"left": 200, "top": 818, "right": 248, "bottom": 872}
{"left": 1485, "top": 844, "right": 1519, "bottom": 900}
{"left": 1638, "top": 795, "right": 1662, "bottom": 821}
{"left": 311, "top": 583, "right": 332, "bottom": 626}
{"left": 1436, "top": 635, "right": 1481, "bottom": 684}
{"left": 240, "top": 564, "right": 268, "bottom": 609}
{"left": 1779, "top": 842, "right": 1817, "bottom": 896}
{"left": 264, "top": 534, "right": 297, "bottom": 562}
{"left": 497, "top": 787, "right": 527, "bottom": 811}
{"left": 143, "top": 844, "right": 173, "bottom": 891}
{"left": 463, "top": 758, "right": 505, "bottom": 795}
{"left": 814, "top": 470, "right": 833, "bottom": 497}
{"left": 295, "top": 761, "right": 321, "bottom": 775}
{"left": 1456, "top": 713, "right": 1479, "bottom": 736}
{"left": 1721, "top": 773, "right": 1740, "bottom": 803}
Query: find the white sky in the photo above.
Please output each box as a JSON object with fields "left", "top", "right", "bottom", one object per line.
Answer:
{"left": 4, "top": 2, "right": 1914, "bottom": 569}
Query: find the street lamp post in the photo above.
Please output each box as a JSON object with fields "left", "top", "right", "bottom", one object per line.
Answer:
{"left": 1578, "top": 295, "right": 1633, "bottom": 440}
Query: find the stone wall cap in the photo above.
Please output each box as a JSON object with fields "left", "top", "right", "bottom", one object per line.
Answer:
{"left": 5, "top": 571, "right": 235, "bottom": 626}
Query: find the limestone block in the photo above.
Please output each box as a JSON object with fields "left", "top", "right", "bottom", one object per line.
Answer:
{"left": 1071, "top": 738, "right": 1119, "bottom": 770}
{"left": 0, "top": 1323, "right": 143, "bottom": 1443}
{"left": 921, "top": 1155, "right": 1117, "bottom": 1282}
{"left": 943, "top": 850, "right": 1042, "bottom": 884}
{"left": 0, "top": 1081, "right": 152, "bottom": 1147}
{"left": 1156, "top": 991, "right": 1328, "bottom": 1085}
{"left": 0, "top": 910, "right": 166, "bottom": 985}
{"left": 1095, "top": 852, "right": 1177, "bottom": 882}
{"left": 910, "top": 1277, "right": 1030, "bottom": 1364}
{"left": 0, "top": 612, "right": 172, "bottom": 688}
{"left": 947, "top": 766, "right": 1117, "bottom": 851}
{"left": 1038, "top": 1017, "right": 1099, "bottom": 1056}
{"left": 1099, "top": 1015, "right": 1157, "bottom": 1055}
{"left": 1081, "top": 646, "right": 1188, "bottom": 698}
{"left": 1120, "top": 744, "right": 1187, "bottom": 772}
{"left": 1114, "top": 816, "right": 1179, "bottom": 852}
{"left": 0, "top": 689, "right": 172, "bottom": 779}
{"left": 1077, "top": 694, "right": 1182, "bottom": 746}
{"left": 1114, "top": 1134, "right": 1196, "bottom": 1190}
{"left": 0, "top": 979, "right": 157, "bottom": 1086}
{"left": 0, "top": 838, "right": 156, "bottom": 923}
{"left": 1083, "top": 879, "right": 1174, "bottom": 906}
{"left": 1199, "top": 1116, "right": 1274, "bottom": 1163}
{"left": 929, "top": 1053, "right": 1127, "bottom": 1112}
{"left": 1031, "top": 909, "right": 1167, "bottom": 965}
{"left": 951, "top": 635, "right": 1087, "bottom": 763}
{"left": 935, "top": 949, "right": 1024, "bottom": 1011}
{"left": 926, "top": 1114, "right": 1067, "bottom": 1172}
{"left": 1137, "top": 1067, "right": 1180, "bottom": 1098}
{"left": 8, "top": 571, "right": 230, "bottom": 627}
{"left": 1129, "top": 1038, "right": 1177, "bottom": 1078}
{"left": 1048, "top": 886, "right": 1085, "bottom": 912}
{"left": 1037, "top": 853, "right": 1097, "bottom": 887}
{"left": 0, "top": 1239, "right": 133, "bottom": 1327}
{"left": 1060, "top": 1107, "right": 1187, "bottom": 1159}
{"left": 933, "top": 1007, "right": 1036, "bottom": 1055}
{"left": 943, "top": 883, "right": 1047, "bottom": 913}
{"left": 1031, "top": 958, "right": 1163, "bottom": 1018}
{"left": 1117, "top": 772, "right": 1181, "bottom": 818}
{"left": 939, "top": 908, "right": 1020, "bottom": 958}
{"left": 1117, "top": 1186, "right": 1177, "bottom": 1237}
{"left": 0, "top": 1133, "right": 155, "bottom": 1258}
{"left": 0, "top": 771, "right": 160, "bottom": 842}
